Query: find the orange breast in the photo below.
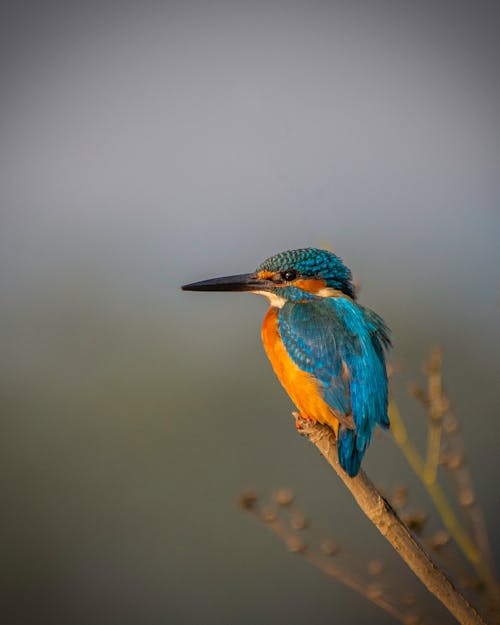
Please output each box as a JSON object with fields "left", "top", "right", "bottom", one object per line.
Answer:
{"left": 261, "top": 307, "right": 339, "bottom": 435}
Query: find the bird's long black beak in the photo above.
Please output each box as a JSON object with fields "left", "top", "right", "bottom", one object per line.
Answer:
{"left": 182, "top": 273, "right": 273, "bottom": 292}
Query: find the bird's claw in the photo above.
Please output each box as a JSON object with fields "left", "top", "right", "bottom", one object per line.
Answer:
{"left": 293, "top": 411, "right": 306, "bottom": 432}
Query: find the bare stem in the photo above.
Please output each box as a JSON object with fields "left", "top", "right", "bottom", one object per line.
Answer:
{"left": 296, "top": 415, "right": 486, "bottom": 625}
{"left": 423, "top": 347, "right": 445, "bottom": 483}
{"left": 244, "top": 502, "right": 413, "bottom": 625}
{"left": 391, "top": 347, "right": 499, "bottom": 604}
{"left": 389, "top": 400, "right": 482, "bottom": 567}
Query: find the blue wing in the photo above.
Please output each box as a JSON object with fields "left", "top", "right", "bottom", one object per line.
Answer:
{"left": 278, "top": 297, "right": 390, "bottom": 476}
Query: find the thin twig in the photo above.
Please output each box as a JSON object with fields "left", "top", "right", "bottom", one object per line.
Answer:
{"left": 439, "top": 411, "right": 499, "bottom": 601}
{"left": 295, "top": 415, "right": 486, "bottom": 625}
{"left": 240, "top": 492, "right": 420, "bottom": 625}
{"left": 392, "top": 348, "right": 499, "bottom": 604}
{"left": 389, "top": 400, "right": 482, "bottom": 567}
{"left": 423, "top": 347, "right": 445, "bottom": 483}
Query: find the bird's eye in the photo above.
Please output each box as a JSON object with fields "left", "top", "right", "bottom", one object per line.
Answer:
{"left": 281, "top": 269, "right": 297, "bottom": 282}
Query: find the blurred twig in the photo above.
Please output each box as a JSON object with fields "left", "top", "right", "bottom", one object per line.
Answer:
{"left": 240, "top": 489, "right": 422, "bottom": 625}
{"left": 389, "top": 400, "right": 480, "bottom": 567}
{"left": 390, "top": 348, "right": 499, "bottom": 604}
{"left": 423, "top": 348, "right": 446, "bottom": 483}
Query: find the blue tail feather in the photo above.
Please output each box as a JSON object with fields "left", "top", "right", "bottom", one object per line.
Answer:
{"left": 379, "top": 410, "right": 390, "bottom": 429}
{"left": 338, "top": 426, "right": 364, "bottom": 477}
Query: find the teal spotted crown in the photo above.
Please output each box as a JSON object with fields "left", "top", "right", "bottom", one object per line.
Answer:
{"left": 257, "top": 248, "right": 355, "bottom": 298}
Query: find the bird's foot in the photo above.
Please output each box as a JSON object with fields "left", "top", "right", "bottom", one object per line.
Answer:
{"left": 293, "top": 412, "right": 312, "bottom": 433}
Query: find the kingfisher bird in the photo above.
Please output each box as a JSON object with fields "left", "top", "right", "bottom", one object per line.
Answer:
{"left": 182, "top": 248, "right": 391, "bottom": 476}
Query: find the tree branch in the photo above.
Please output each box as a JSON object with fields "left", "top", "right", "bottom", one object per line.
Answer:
{"left": 295, "top": 415, "right": 486, "bottom": 625}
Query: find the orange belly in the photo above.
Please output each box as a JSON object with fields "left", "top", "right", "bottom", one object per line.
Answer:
{"left": 261, "top": 307, "right": 339, "bottom": 435}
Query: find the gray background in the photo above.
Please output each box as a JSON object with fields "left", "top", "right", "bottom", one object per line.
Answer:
{"left": 1, "top": 1, "right": 499, "bottom": 624}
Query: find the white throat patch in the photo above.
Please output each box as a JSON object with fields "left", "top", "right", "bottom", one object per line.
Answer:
{"left": 252, "top": 290, "right": 286, "bottom": 308}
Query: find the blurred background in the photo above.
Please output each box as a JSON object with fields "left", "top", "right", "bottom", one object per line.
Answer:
{"left": 1, "top": 1, "right": 499, "bottom": 623}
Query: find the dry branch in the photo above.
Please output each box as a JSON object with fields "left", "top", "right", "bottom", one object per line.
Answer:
{"left": 389, "top": 400, "right": 481, "bottom": 567}
{"left": 241, "top": 489, "right": 427, "bottom": 625}
{"left": 296, "top": 415, "right": 486, "bottom": 625}
{"left": 390, "top": 347, "right": 499, "bottom": 608}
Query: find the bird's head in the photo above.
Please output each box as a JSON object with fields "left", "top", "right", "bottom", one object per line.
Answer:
{"left": 182, "top": 247, "right": 355, "bottom": 306}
